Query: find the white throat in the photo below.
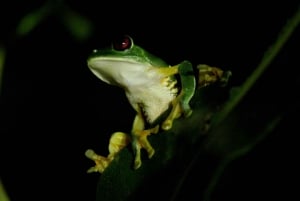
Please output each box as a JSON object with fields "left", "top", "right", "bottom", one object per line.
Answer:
{"left": 88, "top": 57, "right": 177, "bottom": 123}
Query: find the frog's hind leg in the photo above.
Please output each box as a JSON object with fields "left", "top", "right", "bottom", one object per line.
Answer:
{"left": 197, "top": 64, "right": 232, "bottom": 88}
{"left": 162, "top": 60, "right": 196, "bottom": 130}
{"left": 85, "top": 131, "right": 130, "bottom": 173}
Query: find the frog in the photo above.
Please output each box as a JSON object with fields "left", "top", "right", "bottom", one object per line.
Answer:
{"left": 85, "top": 35, "right": 231, "bottom": 173}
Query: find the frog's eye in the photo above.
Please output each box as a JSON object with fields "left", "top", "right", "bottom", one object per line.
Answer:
{"left": 112, "top": 35, "right": 132, "bottom": 51}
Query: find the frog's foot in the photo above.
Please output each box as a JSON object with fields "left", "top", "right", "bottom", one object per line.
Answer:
{"left": 162, "top": 61, "right": 195, "bottom": 130}
{"left": 85, "top": 132, "right": 130, "bottom": 173}
{"left": 85, "top": 149, "right": 111, "bottom": 173}
{"left": 161, "top": 93, "right": 193, "bottom": 130}
{"left": 132, "top": 125, "right": 159, "bottom": 169}
{"left": 197, "top": 64, "right": 232, "bottom": 88}
{"left": 219, "top": 70, "right": 232, "bottom": 87}
{"left": 161, "top": 99, "right": 182, "bottom": 130}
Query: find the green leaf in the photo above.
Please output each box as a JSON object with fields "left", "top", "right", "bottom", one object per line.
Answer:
{"left": 95, "top": 85, "right": 231, "bottom": 201}
{"left": 16, "top": 1, "right": 93, "bottom": 41}
{"left": 202, "top": 116, "right": 281, "bottom": 201}
{"left": 61, "top": 6, "right": 93, "bottom": 42}
{"left": 0, "top": 179, "right": 10, "bottom": 201}
{"left": 92, "top": 5, "right": 300, "bottom": 201}
{"left": 16, "top": 3, "right": 51, "bottom": 37}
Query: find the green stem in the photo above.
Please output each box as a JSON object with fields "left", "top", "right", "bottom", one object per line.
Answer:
{"left": 213, "top": 5, "right": 300, "bottom": 126}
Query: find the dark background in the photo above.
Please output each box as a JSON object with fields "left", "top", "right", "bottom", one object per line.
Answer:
{"left": 0, "top": 1, "right": 299, "bottom": 201}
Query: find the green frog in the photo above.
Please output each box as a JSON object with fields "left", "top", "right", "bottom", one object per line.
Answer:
{"left": 85, "top": 35, "right": 230, "bottom": 173}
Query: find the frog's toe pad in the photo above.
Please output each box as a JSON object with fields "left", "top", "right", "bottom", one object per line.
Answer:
{"left": 133, "top": 147, "right": 154, "bottom": 170}
{"left": 220, "top": 71, "right": 232, "bottom": 87}
{"left": 162, "top": 120, "right": 173, "bottom": 130}
{"left": 148, "top": 148, "right": 155, "bottom": 158}
{"left": 134, "top": 158, "right": 142, "bottom": 170}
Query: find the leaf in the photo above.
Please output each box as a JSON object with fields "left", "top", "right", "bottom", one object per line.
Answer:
{"left": 93, "top": 5, "right": 300, "bottom": 201}
{"left": 15, "top": 1, "right": 93, "bottom": 41}
{"left": 202, "top": 116, "right": 281, "bottom": 201}
{"left": 95, "top": 84, "right": 231, "bottom": 201}
{"left": 0, "top": 179, "right": 10, "bottom": 201}
{"left": 61, "top": 6, "right": 93, "bottom": 42}
{"left": 16, "top": 3, "right": 51, "bottom": 37}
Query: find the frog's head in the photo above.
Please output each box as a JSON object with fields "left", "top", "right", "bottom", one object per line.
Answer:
{"left": 87, "top": 35, "right": 167, "bottom": 86}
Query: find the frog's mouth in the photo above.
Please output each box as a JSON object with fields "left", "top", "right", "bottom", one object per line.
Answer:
{"left": 88, "top": 57, "right": 151, "bottom": 87}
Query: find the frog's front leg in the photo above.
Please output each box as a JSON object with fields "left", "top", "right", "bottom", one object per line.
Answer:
{"left": 162, "top": 61, "right": 196, "bottom": 130}
{"left": 131, "top": 110, "right": 159, "bottom": 169}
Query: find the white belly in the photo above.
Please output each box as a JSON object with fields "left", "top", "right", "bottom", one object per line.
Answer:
{"left": 122, "top": 66, "right": 177, "bottom": 123}
{"left": 125, "top": 80, "right": 176, "bottom": 123}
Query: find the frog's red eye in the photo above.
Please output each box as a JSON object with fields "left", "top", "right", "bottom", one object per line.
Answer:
{"left": 112, "top": 35, "right": 132, "bottom": 51}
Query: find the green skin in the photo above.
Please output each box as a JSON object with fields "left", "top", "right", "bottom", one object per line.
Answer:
{"left": 86, "top": 36, "right": 196, "bottom": 171}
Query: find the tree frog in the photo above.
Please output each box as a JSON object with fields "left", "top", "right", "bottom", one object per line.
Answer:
{"left": 85, "top": 35, "right": 230, "bottom": 173}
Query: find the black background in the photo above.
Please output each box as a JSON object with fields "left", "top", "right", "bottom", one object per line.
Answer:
{"left": 0, "top": 1, "right": 299, "bottom": 201}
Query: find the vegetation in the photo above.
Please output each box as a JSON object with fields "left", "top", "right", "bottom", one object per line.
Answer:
{"left": 1, "top": 2, "right": 299, "bottom": 201}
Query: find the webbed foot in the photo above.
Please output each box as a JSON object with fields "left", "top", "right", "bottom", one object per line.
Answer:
{"left": 85, "top": 149, "right": 111, "bottom": 173}
{"left": 131, "top": 125, "right": 159, "bottom": 169}
{"left": 197, "top": 64, "right": 232, "bottom": 88}
{"left": 85, "top": 132, "right": 130, "bottom": 173}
